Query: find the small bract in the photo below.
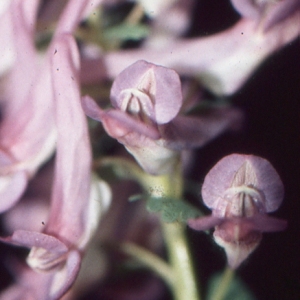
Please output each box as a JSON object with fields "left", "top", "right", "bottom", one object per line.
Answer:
{"left": 188, "top": 153, "right": 287, "bottom": 269}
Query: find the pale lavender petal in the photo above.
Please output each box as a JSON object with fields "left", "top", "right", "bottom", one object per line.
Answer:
{"left": 0, "top": 150, "right": 27, "bottom": 213}
{"left": 125, "top": 141, "right": 178, "bottom": 176}
{"left": 46, "top": 250, "right": 81, "bottom": 300}
{"left": 1, "top": 0, "right": 39, "bottom": 107}
{"left": 0, "top": 230, "right": 68, "bottom": 253}
{"left": 81, "top": 95, "right": 161, "bottom": 140}
{"left": 0, "top": 0, "right": 56, "bottom": 178}
{"left": 103, "top": 110, "right": 161, "bottom": 140}
{"left": 201, "top": 154, "right": 284, "bottom": 212}
{"left": 262, "top": 0, "right": 300, "bottom": 31}
{"left": 81, "top": 95, "right": 106, "bottom": 121}
{"left": 245, "top": 155, "right": 284, "bottom": 212}
{"left": 0, "top": 2, "right": 14, "bottom": 75}
{"left": 103, "top": 16, "right": 299, "bottom": 95}
{"left": 0, "top": 250, "right": 81, "bottom": 300}
{"left": 160, "top": 107, "right": 242, "bottom": 150}
{"left": 55, "top": 0, "right": 104, "bottom": 35}
{"left": 230, "top": 0, "right": 263, "bottom": 19}
{"left": 3, "top": 197, "right": 49, "bottom": 233}
{"left": 47, "top": 33, "right": 92, "bottom": 246}
{"left": 110, "top": 60, "right": 182, "bottom": 124}
{"left": 0, "top": 0, "right": 39, "bottom": 76}
{"left": 249, "top": 214, "right": 288, "bottom": 232}
{"left": 231, "top": 0, "right": 300, "bottom": 31}
{"left": 187, "top": 215, "right": 223, "bottom": 231}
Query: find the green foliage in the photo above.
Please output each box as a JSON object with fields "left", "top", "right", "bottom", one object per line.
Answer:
{"left": 146, "top": 197, "right": 202, "bottom": 223}
{"left": 95, "top": 157, "right": 145, "bottom": 183}
{"left": 206, "top": 272, "right": 255, "bottom": 300}
{"left": 104, "top": 23, "right": 149, "bottom": 42}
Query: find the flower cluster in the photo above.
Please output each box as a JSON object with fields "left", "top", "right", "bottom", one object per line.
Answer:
{"left": 0, "top": 0, "right": 295, "bottom": 299}
{"left": 0, "top": 1, "right": 111, "bottom": 299}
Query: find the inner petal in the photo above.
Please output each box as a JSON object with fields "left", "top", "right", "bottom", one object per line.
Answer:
{"left": 224, "top": 186, "right": 266, "bottom": 217}
{"left": 120, "top": 88, "right": 155, "bottom": 122}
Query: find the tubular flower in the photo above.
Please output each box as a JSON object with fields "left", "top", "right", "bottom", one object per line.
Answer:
{"left": 0, "top": 0, "right": 54, "bottom": 213}
{"left": 82, "top": 1, "right": 300, "bottom": 95}
{"left": 188, "top": 154, "right": 287, "bottom": 269}
{"left": 0, "top": 32, "right": 111, "bottom": 300}
{"left": 0, "top": 0, "right": 107, "bottom": 214}
{"left": 82, "top": 60, "right": 241, "bottom": 175}
{"left": 230, "top": 0, "right": 300, "bottom": 30}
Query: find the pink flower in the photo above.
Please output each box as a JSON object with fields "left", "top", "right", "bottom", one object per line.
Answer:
{"left": 0, "top": 21, "right": 110, "bottom": 300}
{"left": 82, "top": 60, "right": 241, "bottom": 175}
{"left": 188, "top": 154, "right": 287, "bottom": 269}
{"left": 82, "top": 2, "right": 299, "bottom": 95}
{"left": 231, "top": 0, "right": 300, "bottom": 30}
{"left": 0, "top": 0, "right": 54, "bottom": 213}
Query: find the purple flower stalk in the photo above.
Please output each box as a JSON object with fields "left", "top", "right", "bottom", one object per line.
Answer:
{"left": 188, "top": 154, "right": 287, "bottom": 269}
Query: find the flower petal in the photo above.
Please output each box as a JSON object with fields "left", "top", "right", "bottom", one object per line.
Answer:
{"left": 160, "top": 107, "right": 242, "bottom": 150}
{"left": 201, "top": 154, "right": 284, "bottom": 212}
{"left": 187, "top": 215, "right": 223, "bottom": 231}
{"left": 47, "top": 33, "right": 93, "bottom": 246}
{"left": 81, "top": 95, "right": 161, "bottom": 140}
{"left": 0, "top": 150, "right": 27, "bottom": 213}
{"left": 0, "top": 250, "right": 81, "bottom": 300}
{"left": 110, "top": 60, "right": 182, "bottom": 124}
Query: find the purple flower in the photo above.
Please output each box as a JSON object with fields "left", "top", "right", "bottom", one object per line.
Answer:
{"left": 188, "top": 154, "right": 287, "bottom": 269}
{"left": 81, "top": 3, "right": 299, "bottom": 95}
{"left": 231, "top": 0, "right": 300, "bottom": 30}
{"left": 82, "top": 60, "right": 241, "bottom": 175}
{"left": 0, "top": 0, "right": 54, "bottom": 213}
{"left": 0, "top": 0, "right": 107, "bottom": 214}
{"left": 0, "top": 28, "right": 110, "bottom": 300}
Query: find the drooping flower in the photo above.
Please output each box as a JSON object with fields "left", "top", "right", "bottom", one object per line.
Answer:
{"left": 0, "top": 0, "right": 55, "bottom": 213}
{"left": 81, "top": 60, "right": 241, "bottom": 175}
{"left": 81, "top": 1, "right": 299, "bottom": 95}
{"left": 188, "top": 154, "right": 287, "bottom": 269}
{"left": 230, "top": 0, "right": 300, "bottom": 30}
{"left": 0, "top": 0, "right": 107, "bottom": 214}
{"left": 0, "top": 30, "right": 111, "bottom": 300}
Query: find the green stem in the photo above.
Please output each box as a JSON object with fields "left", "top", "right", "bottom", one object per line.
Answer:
{"left": 120, "top": 242, "right": 174, "bottom": 289}
{"left": 144, "top": 164, "right": 200, "bottom": 300}
{"left": 161, "top": 221, "right": 200, "bottom": 300}
{"left": 212, "top": 267, "right": 234, "bottom": 300}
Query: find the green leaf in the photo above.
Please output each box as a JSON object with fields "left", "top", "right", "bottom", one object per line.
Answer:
{"left": 146, "top": 197, "right": 202, "bottom": 223}
{"left": 104, "top": 23, "right": 149, "bottom": 42}
{"left": 206, "top": 272, "right": 255, "bottom": 300}
{"left": 96, "top": 157, "right": 145, "bottom": 183}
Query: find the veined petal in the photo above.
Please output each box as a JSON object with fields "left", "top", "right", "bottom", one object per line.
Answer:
{"left": 0, "top": 230, "right": 68, "bottom": 255}
{"left": 76, "top": 175, "right": 112, "bottom": 250}
{"left": 103, "top": 16, "right": 299, "bottom": 95}
{"left": 0, "top": 0, "right": 56, "bottom": 183}
{"left": 47, "top": 33, "right": 93, "bottom": 246}
{"left": 231, "top": 0, "right": 300, "bottom": 31}
{"left": 187, "top": 215, "right": 223, "bottom": 231}
{"left": 81, "top": 95, "right": 161, "bottom": 140}
{"left": 160, "top": 107, "right": 242, "bottom": 150}
{"left": 110, "top": 60, "right": 182, "bottom": 124}
{"left": 201, "top": 154, "right": 284, "bottom": 212}
{"left": 0, "top": 250, "right": 81, "bottom": 300}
